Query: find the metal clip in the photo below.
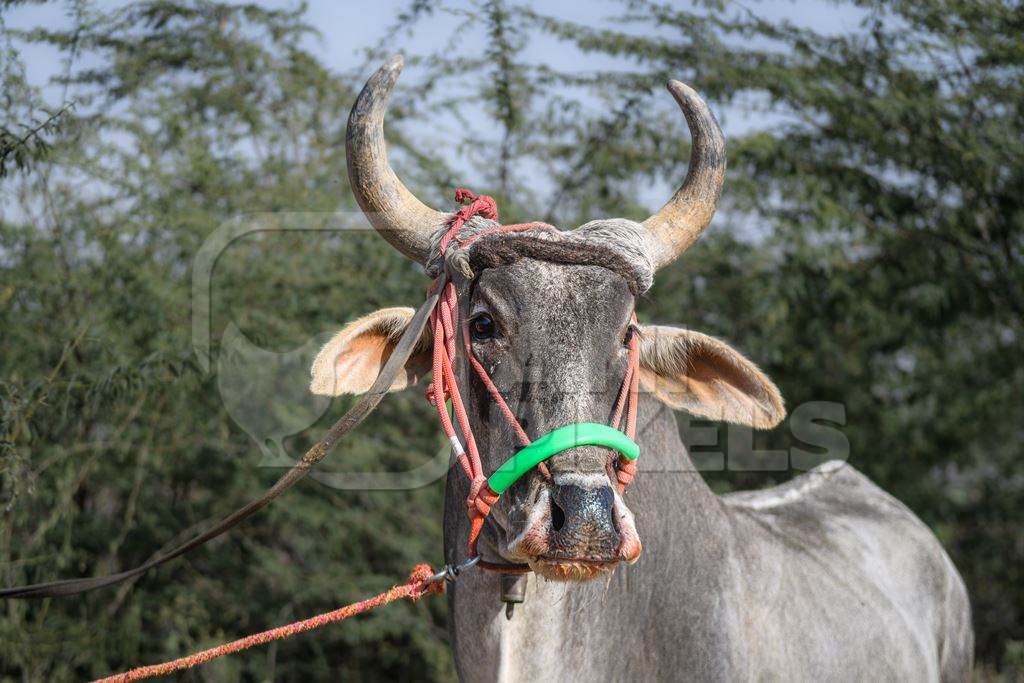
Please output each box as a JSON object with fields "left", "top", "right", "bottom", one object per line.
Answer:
{"left": 424, "top": 556, "right": 480, "bottom": 586}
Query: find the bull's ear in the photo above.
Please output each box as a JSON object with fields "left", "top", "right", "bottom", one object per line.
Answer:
{"left": 637, "top": 325, "right": 784, "bottom": 429}
{"left": 310, "top": 307, "right": 433, "bottom": 396}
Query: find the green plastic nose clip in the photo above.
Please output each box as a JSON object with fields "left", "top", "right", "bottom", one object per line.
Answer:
{"left": 486, "top": 422, "right": 640, "bottom": 495}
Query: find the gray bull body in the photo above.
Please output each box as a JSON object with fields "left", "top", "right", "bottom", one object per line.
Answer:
{"left": 445, "top": 397, "right": 973, "bottom": 681}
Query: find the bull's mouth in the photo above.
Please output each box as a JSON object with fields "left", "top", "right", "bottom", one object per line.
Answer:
{"left": 528, "top": 556, "right": 619, "bottom": 582}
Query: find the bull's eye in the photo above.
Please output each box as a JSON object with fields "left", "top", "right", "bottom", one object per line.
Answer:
{"left": 470, "top": 314, "right": 496, "bottom": 341}
{"left": 623, "top": 325, "right": 636, "bottom": 347}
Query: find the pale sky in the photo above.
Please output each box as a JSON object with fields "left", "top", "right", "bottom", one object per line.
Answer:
{"left": 5, "top": 0, "right": 866, "bottom": 132}
{"left": 3, "top": 1, "right": 866, "bottom": 213}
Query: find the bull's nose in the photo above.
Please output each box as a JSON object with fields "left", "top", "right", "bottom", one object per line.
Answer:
{"left": 548, "top": 484, "right": 620, "bottom": 557}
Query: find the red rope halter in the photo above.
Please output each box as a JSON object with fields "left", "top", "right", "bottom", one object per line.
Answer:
{"left": 425, "top": 189, "right": 641, "bottom": 561}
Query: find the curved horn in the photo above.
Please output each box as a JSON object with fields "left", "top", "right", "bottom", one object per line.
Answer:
{"left": 347, "top": 55, "right": 447, "bottom": 263}
{"left": 642, "top": 81, "right": 726, "bottom": 270}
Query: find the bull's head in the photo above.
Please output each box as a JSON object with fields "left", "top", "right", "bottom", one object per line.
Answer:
{"left": 310, "top": 56, "right": 784, "bottom": 581}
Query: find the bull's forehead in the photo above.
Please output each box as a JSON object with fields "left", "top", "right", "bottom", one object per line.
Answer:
{"left": 468, "top": 259, "right": 633, "bottom": 431}
{"left": 471, "top": 258, "right": 632, "bottom": 338}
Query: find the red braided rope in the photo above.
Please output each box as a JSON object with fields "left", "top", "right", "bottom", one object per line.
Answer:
{"left": 92, "top": 565, "right": 442, "bottom": 683}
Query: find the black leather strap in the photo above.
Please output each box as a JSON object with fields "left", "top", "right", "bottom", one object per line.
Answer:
{"left": 1, "top": 288, "right": 440, "bottom": 599}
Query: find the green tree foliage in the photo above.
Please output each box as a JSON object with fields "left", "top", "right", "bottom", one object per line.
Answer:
{"left": 1, "top": 2, "right": 452, "bottom": 680}
{"left": 2, "top": 0, "right": 1022, "bottom": 679}
{"left": 0, "top": 6, "right": 72, "bottom": 177}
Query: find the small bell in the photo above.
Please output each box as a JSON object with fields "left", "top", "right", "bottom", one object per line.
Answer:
{"left": 500, "top": 574, "right": 527, "bottom": 621}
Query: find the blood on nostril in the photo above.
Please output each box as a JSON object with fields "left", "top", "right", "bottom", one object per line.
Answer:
{"left": 550, "top": 498, "right": 566, "bottom": 532}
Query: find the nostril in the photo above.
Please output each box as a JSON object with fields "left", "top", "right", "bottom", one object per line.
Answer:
{"left": 550, "top": 498, "right": 566, "bottom": 532}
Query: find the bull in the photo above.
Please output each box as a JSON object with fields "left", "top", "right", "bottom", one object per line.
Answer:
{"left": 311, "top": 56, "right": 973, "bottom": 682}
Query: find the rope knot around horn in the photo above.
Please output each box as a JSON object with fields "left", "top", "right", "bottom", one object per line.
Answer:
{"left": 423, "top": 194, "right": 656, "bottom": 293}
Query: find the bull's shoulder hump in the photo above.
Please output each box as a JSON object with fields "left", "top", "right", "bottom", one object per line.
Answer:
{"left": 722, "top": 460, "right": 860, "bottom": 512}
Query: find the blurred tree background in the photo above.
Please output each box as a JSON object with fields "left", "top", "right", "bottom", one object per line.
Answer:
{"left": 1, "top": 0, "right": 1021, "bottom": 680}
